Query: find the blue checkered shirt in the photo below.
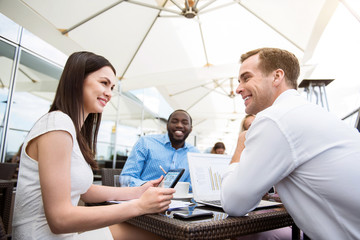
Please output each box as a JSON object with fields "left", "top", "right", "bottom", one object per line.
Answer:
{"left": 120, "top": 134, "right": 199, "bottom": 191}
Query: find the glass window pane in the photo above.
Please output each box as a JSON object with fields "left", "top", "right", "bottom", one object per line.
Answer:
{"left": 4, "top": 50, "right": 62, "bottom": 162}
{"left": 0, "top": 40, "right": 16, "bottom": 160}
{"left": 21, "top": 29, "right": 67, "bottom": 66}
{"left": 97, "top": 121, "right": 139, "bottom": 161}
{"left": 4, "top": 129, "right": 26, "bottom": 163}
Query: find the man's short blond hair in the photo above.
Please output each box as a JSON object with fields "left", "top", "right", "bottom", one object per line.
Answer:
{"left": 240, "top": 48, "right": 300, "bottom": 89}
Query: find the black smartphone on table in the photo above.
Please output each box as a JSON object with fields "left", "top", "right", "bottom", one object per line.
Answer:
{"left": 159, "top": 168, "right": 185, "bottom": 188}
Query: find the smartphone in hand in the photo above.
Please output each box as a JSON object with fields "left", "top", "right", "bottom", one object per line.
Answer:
{"left": 159, "top": 168, "right": 185, "bottom": 188}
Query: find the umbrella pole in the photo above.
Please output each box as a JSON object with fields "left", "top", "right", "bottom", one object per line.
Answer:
{"left": 112, "top": 81, "right": 121, "bottom": 169}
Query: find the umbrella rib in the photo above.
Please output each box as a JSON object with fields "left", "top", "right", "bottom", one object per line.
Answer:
{"left": 186, "top": 91, "right": 210, "bottom": 111}
{"left": 171, "top": 78, "right": 231, "bottom": 97}
{"left": 158, "top": 15, "right": 184, "bottom": 18}
{"left": 120, "top": 0, "right": 170, "bottom": 78}
{"left": 62, "top": 0, "right": 125, "bottom": 35}
{"left": 340, "top": 0, "right": 360, "bottom": 23}
{"left": 207, "top": 79, "right": 236, "bottom": 97}
{"left": 193, "top": 0, "right": 200, "bottom": 9}
{"left": 197, "top": 0, "right": 217, "bottom": 12}
{"left": 186, "top": 81, "right": 224, "bottom": 111}
{"left": 216, "top": 78, "right": 232, "bottom": 96}
{"left": 208, "top": 88, "right": 229, "bottom": 97}
{"left": 170, "top": 79, "right": 217, "bottom": 97}
{"left": 200, "top": 1, "right": 237, "bottom": 14}
{"left": 235, "top": 1, "right": 304, "bottom": 52}
{"left": 127, "top": 0, "right": 182, "bottom": 15}
{"left": 203, "top": 79, "right": 229, "bottom": 97}
{"left": 18, "top": 68, "right": 37, "bottom": 83}
{"left": 197, "top": 15, "right": 209, "bottom": 65}
{"left": 169, "top": 0, "right": 184, "bottom": 11}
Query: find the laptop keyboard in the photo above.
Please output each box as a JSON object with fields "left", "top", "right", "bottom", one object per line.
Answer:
{"left": 202, "top": 200, "right": 222, "bottom": 206}
{"left": 200, "top": 199, "right": 282, "bottom": 209}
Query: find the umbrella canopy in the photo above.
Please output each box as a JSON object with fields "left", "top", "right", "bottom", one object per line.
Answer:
{"left": 1, "top": 0, "right": 359, "bottom": 151}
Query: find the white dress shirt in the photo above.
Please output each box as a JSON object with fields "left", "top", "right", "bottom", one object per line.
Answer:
{"left": 221, "top": 89, "right": 360, "bottom": 240}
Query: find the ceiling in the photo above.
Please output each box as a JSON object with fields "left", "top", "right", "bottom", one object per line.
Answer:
{"left": 1, "top": 0, "right": 359, "bottom": 152}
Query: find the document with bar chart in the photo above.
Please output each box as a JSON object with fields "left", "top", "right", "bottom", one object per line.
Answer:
{"left": 187, "top": 152, "right": 232, "bottom": 200}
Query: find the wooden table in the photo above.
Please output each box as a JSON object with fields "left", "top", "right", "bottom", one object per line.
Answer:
{"left": 127, "top": 204, "right": 299, "bottom": 240}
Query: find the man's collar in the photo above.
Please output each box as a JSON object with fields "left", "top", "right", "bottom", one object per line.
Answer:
{"left": 164, "top": 133, "right": 188, "bottom": 149}
{"left": 273, "top": 89, "right": 299, "bottom": 106}
{"left": 164, "top": 134, "right": 171, "bottom": 144}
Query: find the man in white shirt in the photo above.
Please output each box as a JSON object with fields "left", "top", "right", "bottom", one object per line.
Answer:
{"left": 221, "top": 48, "right": 360, "bottom": 240}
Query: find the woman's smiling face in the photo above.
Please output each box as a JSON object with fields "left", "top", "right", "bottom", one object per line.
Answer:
{"left": 83, "top": 66, "right": 116, "bottom": 118}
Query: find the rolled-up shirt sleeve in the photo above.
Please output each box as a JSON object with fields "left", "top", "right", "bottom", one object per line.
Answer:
{"left": 120, "top": 137, "right": 148, "bottom": 187}
{"left": 221, "top": 116, "right": 296, "bottom": 216}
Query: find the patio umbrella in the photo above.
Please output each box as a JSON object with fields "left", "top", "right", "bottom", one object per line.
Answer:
{"left": 2, "top": 0, "right": 358, "bottom": 151}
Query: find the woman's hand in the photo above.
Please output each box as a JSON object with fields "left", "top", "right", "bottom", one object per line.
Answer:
{"left": 142, "top": 175, "right": 163, "bottom": 188}
{"left": 231, "top": 130, "right": 247, "bottom": 164}
{"left": 133, "top": 175, "right": 164, "bottom": 197}
{"left": 135, "top": 187, "right": 175, "bottom": 214}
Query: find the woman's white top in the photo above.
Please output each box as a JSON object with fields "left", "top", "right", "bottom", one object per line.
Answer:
{"left": 12, "top": 111, "right": 101, "bottom": 239}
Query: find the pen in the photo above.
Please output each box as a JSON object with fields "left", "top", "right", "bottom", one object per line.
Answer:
{"left": 159, "top": 165, "right": 167, "bottom": 174}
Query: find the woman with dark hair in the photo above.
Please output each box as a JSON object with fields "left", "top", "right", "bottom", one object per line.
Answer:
{"left": 210, "top": 142, "right": 226, "bottom": 154}
{"left": 12, "top": 51, "right": 174, "bottom": 240}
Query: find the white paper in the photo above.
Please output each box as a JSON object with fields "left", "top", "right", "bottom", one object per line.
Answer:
{"left": 168, "top": 200, "right": 193, "bottom": 210}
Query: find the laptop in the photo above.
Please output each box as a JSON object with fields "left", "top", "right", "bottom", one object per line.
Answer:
{"left": 187, "top": 152, "right": 282, "bottom": 209}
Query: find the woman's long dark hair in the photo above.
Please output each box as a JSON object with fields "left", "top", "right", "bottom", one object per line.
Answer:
{"left": 49, "top": 51, "right": 116, "bottom": 169}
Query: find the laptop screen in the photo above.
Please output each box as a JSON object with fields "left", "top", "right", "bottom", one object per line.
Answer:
{"left": 187, "top": 152, "right": 232, "bottom": 201}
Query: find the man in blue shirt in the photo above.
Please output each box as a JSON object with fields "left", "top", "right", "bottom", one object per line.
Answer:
{"left": 120, "top": 109, "right": 199, "bottom": 190}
